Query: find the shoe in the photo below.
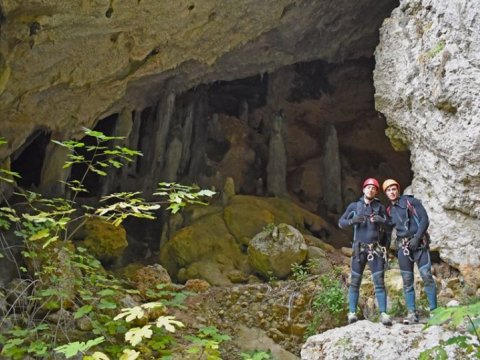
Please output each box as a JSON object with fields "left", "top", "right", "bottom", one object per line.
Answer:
{"left": 347, "top": 312, "right": 358, "bottom": 324}
{"left": 380, "top": 312, "right": 392, "bottom": 326}
{"left": 403, "top": 311, "right": 418, "bottom": 324}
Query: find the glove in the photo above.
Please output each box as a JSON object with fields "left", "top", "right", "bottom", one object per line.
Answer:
{"left": 371, "top": 215, "right": 386, "bottom": 223}
{"left": 349, "top": 215, "right": 366, "bottom": 225}
{"left": 409, "top": 236, "right": 421, "bottom": 251}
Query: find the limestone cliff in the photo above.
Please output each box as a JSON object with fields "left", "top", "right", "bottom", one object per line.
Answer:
{"left": 374, "top": 0, "right": 480, "bottom": 281}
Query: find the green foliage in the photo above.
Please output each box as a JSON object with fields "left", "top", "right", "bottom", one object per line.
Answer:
{"left": 291, "top": 262, "right": 309, "bottom": 282}
{"left": 419, "top": 302, "right": 480, "bottom": 359}
{"left": 54, "top": 337, "right": 105, "bottom": 358}
{"left": 0, "top": 131, "right": 215, "bottom": 359}
{"left": 389, "top": 296, "right": 407, "bottom": 317}
{"left": 240, "top": 350, "right": 274, "bottom": 360}
{"left": 305, "top": 269, "right": 347, "bottom": 338}
{"left": 184, "top": 326, "right": 231, "bottom": 360}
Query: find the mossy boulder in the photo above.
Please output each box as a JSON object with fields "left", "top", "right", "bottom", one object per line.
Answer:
{"left": 248, "top": 223, "right": 307, "bottom": 279}
{"left": 82, "top": 217, "right": 128, "bottom": 263}
{"left": 159, "top": 213, "right": 249, "bottom": 283}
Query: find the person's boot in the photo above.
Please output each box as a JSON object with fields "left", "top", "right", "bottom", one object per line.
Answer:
{"left": 403, "top": 311, "right": 418, "bottom": 324}
{"left": 380, "top": 312, "right": 392, "bottom": 326}
{"left": 347, "top": 312, "right": 358, "bottom": 324}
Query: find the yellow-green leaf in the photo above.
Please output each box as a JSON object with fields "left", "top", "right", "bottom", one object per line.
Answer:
{"left": 125, "top": 325, "right": 152, "bottom": 346}
{"left": 119, "top": 349, "right": 140, "bottom": 360}
{"left": 29, "top": 228, "right": 50, "bottom": 241}
{"left": 155, "top": 315, "right": 184, "bottom": 333}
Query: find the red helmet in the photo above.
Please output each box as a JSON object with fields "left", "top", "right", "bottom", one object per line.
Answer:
{"left": 362, "top": 178, "right": 380, "bottom": 190}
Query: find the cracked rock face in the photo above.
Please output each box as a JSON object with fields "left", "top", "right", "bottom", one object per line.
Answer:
{"left": 301, "top": 321, "right": 479, "bottom": 360}
{"left": 0, "top": 0, "right": 396, "bottom": 157}
{"left": 374, "top": 0, "right": 480, "bottom": 276}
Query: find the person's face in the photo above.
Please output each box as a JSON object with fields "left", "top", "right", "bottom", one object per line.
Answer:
{"left": 363, "top": 184, "right": 378, "bottom": 200}
{"left": 385, "top": 185, "right": 400, "bottom": 201}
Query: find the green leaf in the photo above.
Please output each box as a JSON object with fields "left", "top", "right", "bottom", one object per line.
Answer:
{"left": 74, "top": 305, "right": 93, "bottom": 319}
{"left": 28, "top": 228, "right": 50, "bottom": 240}
{"left": 98, "top": 289, "right": 116, "bottom": 297}
{"left": 98, "top": 299, "right": 117, "bottom": 310}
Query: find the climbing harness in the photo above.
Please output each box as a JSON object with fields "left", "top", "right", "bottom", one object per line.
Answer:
{"left": 358, "top": 242, "right": 387, "bottom": 262}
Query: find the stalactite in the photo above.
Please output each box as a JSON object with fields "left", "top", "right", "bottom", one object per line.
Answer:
{"left": 187, "top": 90, "right": 209, "bottom": 183}
{"left": 323, "top": 124, "right": 342, "bottom": 213}
{"left": 120, "top": 109, "right": 142, "bottom": 191}
{"left": 152, "top": 92, "right": 176, "bottom": 184}
{"left": 39, "top": 141, "right": 71, "bottom": 198}
{"left": 266, "top": 110, "right": 287, "bottom": 197}
{"left": 178, "top": 100, "right": 195, "bottom": 175}
{"left": 100, "top": 107, "right": 133, "bottom": 196}
{"left": 162, "top": 123, "right": 183, "bottom": 182}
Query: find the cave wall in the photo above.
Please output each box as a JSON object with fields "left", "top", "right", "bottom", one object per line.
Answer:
{"left": 374, "top": 0, "right": 480, "bottom": 283}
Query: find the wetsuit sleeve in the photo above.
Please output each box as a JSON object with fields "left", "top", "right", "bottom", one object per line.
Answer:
{"left": 338, "top": 203, "right": 356, "bottom": 229}
{"left": 411, "top": 197, "right": 429, "bottom": 238}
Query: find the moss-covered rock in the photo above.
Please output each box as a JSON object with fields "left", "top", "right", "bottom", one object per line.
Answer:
{"left": 160, "top": 213, "right": 248, "bottom": 284}
{"left": 248, "top": 223, "right": 307, "bottom": 279}
{"left": 82, "top": 217, "right": 128, "bottom": 263}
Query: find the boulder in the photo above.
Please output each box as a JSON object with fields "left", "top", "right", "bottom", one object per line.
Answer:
{"left": 82, "top": 217, "right": 128, "bottom": 263}
{"left": 248, "top": 223, "right": 307, "bottom": 279}
{"left": 301, "top": 321, "right": 479, "bottom": 360}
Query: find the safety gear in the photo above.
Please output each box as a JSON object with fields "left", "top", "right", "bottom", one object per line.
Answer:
{"left": 372, "top": 271, "right": 387, "bottom": 313}
{"left": 347, "top": 312, "right": 358, "bottom": 324}
{"left": 419, "top": 262, "right": 437, "bottom": 311}
{"left": 408, "top": 236, "right": 421, "bottom": 251}
{"left": 363, "top": 178, "right": 380, "bottom": 190}
{"left": 371, "top": 214, "right": 386, "bottom": 224}
{"left": 348, "top": 272, "right": 362, "bottom": 313}
{"left": 403, "top": 311, "right": 418, "bottom": 324}
{"left": 350, "top": 215, "right": 366, "bottom": 225}
{"left": 380, "top": 312, "right": 392, "bottom": 326}
{"left": 382, "top": 179, "right": 400, "bottom": 192}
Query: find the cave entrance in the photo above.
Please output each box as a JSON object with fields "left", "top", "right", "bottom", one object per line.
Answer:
{"left": 11, "top": 130, "right": 50, "bottom": 189}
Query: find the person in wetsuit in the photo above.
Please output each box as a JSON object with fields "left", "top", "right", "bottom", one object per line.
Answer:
{"left": 382, "top": 179, "right": 437, "bottom": 324}
{"left": 339, "top": 178, "right": 392, "bottom": 326}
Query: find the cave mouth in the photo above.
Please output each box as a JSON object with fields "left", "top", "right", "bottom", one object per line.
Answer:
{"left": 75, "top": 56, "right": 412, "bottom": 258}
{"left": 11, "top": 130, "right": 50, "bottom": 189}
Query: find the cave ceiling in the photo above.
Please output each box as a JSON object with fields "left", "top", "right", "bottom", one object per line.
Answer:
{"left": 0, "top": 0, "right": 399, "bottom": 158}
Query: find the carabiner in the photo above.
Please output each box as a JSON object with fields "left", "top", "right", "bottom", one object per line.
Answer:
{"left": 367, "top": 252, "right": 374, "bottom": 261}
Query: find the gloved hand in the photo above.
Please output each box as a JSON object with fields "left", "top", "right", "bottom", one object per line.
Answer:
{"left": 371, "top": 215, "right": 386, "bottom": 223}
{"left": 409, "top": 236, "right": 421, "bottom": 251}
{"left": 349, "top": 215, "right": 366, "bottom": 225}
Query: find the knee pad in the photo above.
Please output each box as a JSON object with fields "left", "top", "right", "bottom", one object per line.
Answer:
{"left": 350, "top": 272, "right": 362, "bottom": 288}
{"left": 401, "top": 271, "right": 414, "bottom": 290}
{"left": 419, "top": 265, "right": 435, "bottom": 285}
{"left": 372, "top": 271, "right": 385, "bottom": 287}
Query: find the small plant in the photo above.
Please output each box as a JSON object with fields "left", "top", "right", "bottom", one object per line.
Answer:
{"left": 184, "top": 326, "right": 231, "bottom": 360}
{"left": 291, "top": 262, "right": 309, "bottom": 282}
{"left": 419, "top": 301, "right": 480, "bottom": 359}
{"left": 305, "top": 269, "right": 347, "bottom": 338}
{"left": 240, "top": 349, "right": 274, "bottom": 360}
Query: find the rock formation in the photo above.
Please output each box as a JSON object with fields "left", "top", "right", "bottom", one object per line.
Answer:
{"left": 374, "top": 0, "right": 480, "bottom": 282}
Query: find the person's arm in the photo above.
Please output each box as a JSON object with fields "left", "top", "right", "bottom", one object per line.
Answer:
{"left": 339, "top": 202, "right": 366, "bottom": 229}
{"left": 338, "top": 203, "right": 354, "bottom": 229}
{"left": 411, "top": 197, "right": 429, "bottom": 238}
